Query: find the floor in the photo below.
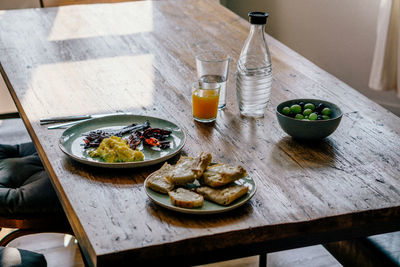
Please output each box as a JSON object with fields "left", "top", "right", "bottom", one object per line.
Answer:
{"left": 4, "top": 231, "right": 85, "bottom": 267}
{"left": 3, "top": 230, "right": 341, "bottom": 267}
{"left": 0, "top": 118, "right": 342, "bottom": 267}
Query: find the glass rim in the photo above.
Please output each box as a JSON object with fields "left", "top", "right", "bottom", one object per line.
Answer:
{"left": 195, "top": 51, "right": 231, "bottom": 63}
{"left": 192, "top": 81, "right": 221, "bottom": 90}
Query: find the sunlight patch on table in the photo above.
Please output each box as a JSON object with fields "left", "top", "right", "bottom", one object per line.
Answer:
{"left": 48, "top": 2, "right": 153, "bottom": 41}
{"left": 24, "top": 55, "right": 155, "bottom": 119}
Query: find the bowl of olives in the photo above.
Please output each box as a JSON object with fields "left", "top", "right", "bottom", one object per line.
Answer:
{"left": 276, "top": 99, "right": 342, "bottom": 140}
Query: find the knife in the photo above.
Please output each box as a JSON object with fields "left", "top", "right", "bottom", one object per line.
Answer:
{"left": 47, "top": 118, "right": 92, "bottom": 129}
{"left": 40, "top": 115, "right": 92, "bottom": 125}
{"left": 40, "top": 113, "right": 128, "bottom": 125}
{"left": 45, "top": 113, "right": 132, "bottom": 129}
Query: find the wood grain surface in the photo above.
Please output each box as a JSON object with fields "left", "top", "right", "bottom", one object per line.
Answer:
{"left": 0, "top": 0, "right": 400, "bottom": 266}
{"left": 43, "top": 0, "right": 136, "bottom": 8}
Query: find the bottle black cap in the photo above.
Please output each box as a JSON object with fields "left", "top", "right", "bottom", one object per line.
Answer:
{"left": 248, "top": 12, "right": 269, "bottom": 25}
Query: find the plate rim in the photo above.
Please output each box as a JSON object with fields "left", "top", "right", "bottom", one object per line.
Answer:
{"left": 144, "top": 171, "right": 257, "bottom": 215}
{"left": 58, "top": 114, "right": 186, "bottom": 168}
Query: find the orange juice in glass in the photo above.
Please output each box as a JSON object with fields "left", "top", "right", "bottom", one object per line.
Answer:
{"left": 192, "top": 81, "right": 220, "bottom": 123}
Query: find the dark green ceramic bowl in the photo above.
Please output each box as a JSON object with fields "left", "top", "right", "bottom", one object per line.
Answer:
{"left": 276, "top": 99, "right": 342, "bottom": 140}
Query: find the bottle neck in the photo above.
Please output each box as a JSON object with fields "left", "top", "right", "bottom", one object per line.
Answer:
{"left": 249, "top": 24, "right": 265, "bottom": 37}
{"left": 238, "top": 23, "right": 271, "bottom": 69}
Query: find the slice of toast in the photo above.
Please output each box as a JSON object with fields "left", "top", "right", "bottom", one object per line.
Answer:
{"left": 192, "top": 152, "right": 212, "bottom": 177}
{"left": 166, "top": 156, "right": 197, "bottom": 185}
{"left": 166, "top": 152, "right": 212, "bottom": 185}
{"left": 168, "top": 188, "right": 204, "bottom": 208}
{"left": 199, "top": 163, "right": 247, "bottom": 188}
{"left": 195, "top": 184, "right": 249, "bottom": 206}
{"left": 145, "top": 162, "right": 174, "bottom": 194}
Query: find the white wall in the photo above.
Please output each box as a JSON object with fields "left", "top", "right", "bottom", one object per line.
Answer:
{"left": 222, "top": 0, "right": 400, "bottom": 116}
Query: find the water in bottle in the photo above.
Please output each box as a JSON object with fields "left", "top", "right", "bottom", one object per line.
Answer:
{"left": 236, "top": 12, "right": 272, "bottom": 118}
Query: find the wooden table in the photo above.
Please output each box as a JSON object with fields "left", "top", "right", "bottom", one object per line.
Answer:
{"left": 1, "top": 0, "right": 400, "bottom": 266}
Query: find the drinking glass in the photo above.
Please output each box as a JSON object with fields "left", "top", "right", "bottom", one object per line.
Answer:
{"left": 195, "top": 51, "right": 230, "bottom": 110}
{"left": 192, "top": 81, "right": 221, "bottom": 123}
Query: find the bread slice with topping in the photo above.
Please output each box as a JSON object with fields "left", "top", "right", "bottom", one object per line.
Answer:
{"left": 200, "top": 164, "right": 246, "bottom": 188}
{"left": 145, "top": 162, "right": 174, "bottom": 194}
{"left": 166, "top": 152, "right": 212, "bottom": 185}
{"left": 168, "top": 188, "right": 204, "bottom": 208}
{"left": 166, "top": 156, "right": 197, "bottom": 185}
{"left": 196, "top": 184, "right": 249, "bottom": 206}
{"left": 192, "top": 152, "right": 212, "bottom": 177}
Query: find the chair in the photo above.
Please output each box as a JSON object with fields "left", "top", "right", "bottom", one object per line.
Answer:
{"left": 0, "top": 116, "right": 72, "bottom": 246}
{"left": 324, "top": 232, "right": 400, "bottom": 267}
{"left": 0, "top": 113, "right": 19, "bottom": 120}
{"left": 0, "top": 246, "right": 47, "bottom": 267}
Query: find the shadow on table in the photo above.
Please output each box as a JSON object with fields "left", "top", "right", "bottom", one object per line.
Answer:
{"left": 146, "top": 200, "right": 255, "bottom": 228}
{"left": 270, "top": 136, "right": 338, "bottom": 169}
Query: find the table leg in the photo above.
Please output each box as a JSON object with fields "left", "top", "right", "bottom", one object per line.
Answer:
{"left": 259, "top": 253, "right": 267, "bottom": 267}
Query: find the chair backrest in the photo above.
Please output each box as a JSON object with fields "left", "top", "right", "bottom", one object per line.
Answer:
{"left": 42, "top": 0, "right": 138, "bottom": 8}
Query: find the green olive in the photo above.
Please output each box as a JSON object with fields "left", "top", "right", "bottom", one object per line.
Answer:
{"left": 309, "top": 113, "right": 318, "bottom": 120}
{"left": 290, "top": 104, "right": 302, "bottom": 114}
{"left": 295, "top": 114, "right": 304, "bottom": 120}
{"left": 322, "top": 107, "right": 331, "bottom": 116}
{"left": 303, "top": 108, "right": 312, "bottom": 116}
{"left": 304, "top": 103, "right": 315, "bottom": 111}
{"left": 322, "top": 115, "right": 330, "bottom": 120}
{"left": 282, "top": 106, "right": 291, "bottom": 115}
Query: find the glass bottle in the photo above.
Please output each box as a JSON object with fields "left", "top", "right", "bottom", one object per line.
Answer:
{"left": 236, "top": 12, "right": 272, "bottom": 118}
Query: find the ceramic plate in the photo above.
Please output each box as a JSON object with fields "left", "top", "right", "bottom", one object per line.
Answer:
{"left": 59, "top": 114, "right": 186, "bottom": 168}
{"left": 145, "top": 173, "right": 256, "bottom": 214}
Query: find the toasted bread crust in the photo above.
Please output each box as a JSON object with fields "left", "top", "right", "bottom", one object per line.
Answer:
{"left": 168, "top": 188, "right": 203, "bottom": 208}
{"left": 166, "top": 156, "right": 197, "bottom": 185}
{"left": 146, "top": 162, "right": 174, "bottom": 194}
{"left": 166, "top": 152, "right": 212, "bottom": 185}
{"left": 200, "top": 164, "right": 247, "bottom": 187}
{"left": 196, "top": 184, "right": 248, "bottom": 205}
{"left": 192, "top": 152, "right": 212, "bottom": 177}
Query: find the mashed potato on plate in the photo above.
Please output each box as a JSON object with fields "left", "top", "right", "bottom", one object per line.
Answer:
{"left": 89, "top": 136, "right": 144, "bottom": 162}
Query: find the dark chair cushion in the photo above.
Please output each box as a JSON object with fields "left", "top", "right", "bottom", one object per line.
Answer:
{"left": 367, "top": 231, "right": 400, "bottom": 266}
{"left": 0, "top": 246, "right": 46, "bottom": 267}
{"left": 0, "top": 143, "right": 63, "bottom": 217}
{"left": 324, "top": 231, "right": 400, "bottom": 267}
